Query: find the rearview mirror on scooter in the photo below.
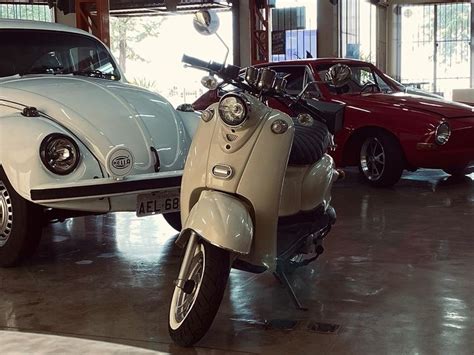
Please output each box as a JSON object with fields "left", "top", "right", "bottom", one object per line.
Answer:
{"left": 193, "top": 10, "right": 220, "bottom": 35}
{"left": 192, "top": 10, "right": 229, "bottom": 79}
{"left": 325, "top": 63, "right": 352, "bottom": 88}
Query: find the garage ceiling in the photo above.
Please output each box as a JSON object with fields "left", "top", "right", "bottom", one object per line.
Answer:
{"left": 0, "top": 0, "right": 231, "bottom": 16}
{"left": 110, "top": 0, "right": 232, "bottom": 16}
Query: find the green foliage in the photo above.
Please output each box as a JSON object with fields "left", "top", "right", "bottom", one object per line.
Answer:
{"left": 131, "top": 77, "right": 158, "bottom": 91}
{"left": 0, "top": 4, "right": 53, "bottom": 22}
{"left": 110, "top": 16, "right": 166, "bottom": 73}
{"left": 436, "top": 4, "right": 470, "bottom": 66}
{"left": 418, "top": 3, "right": 471, "bottom": 64}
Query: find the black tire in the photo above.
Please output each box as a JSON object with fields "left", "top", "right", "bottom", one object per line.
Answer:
{"left": 443, "top": 165, "right": 468, "bottom": 176}
{"left": 358, "top": 131, "right": 405, "bottom": 187}
{"left": 169, "top": 239, "right": 230, "bottom": 347}
{"left": 0, "top": 168, "right": 43, "bottom": 267}
{"left": 163, "top": 212, "right": 182, "bottom": 231}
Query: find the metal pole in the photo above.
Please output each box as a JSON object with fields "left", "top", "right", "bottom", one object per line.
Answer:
{"left": 470, "top": 2, "right": 474, "bottom": 88}
{"left": 434, "top": 4, "right": 438, "bottom": 93}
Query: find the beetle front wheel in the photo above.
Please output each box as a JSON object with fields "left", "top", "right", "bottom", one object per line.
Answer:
{"left": 163, "top": 212, "right": 182, "bottom": 231}
{"left": 0, "top": 168, "right": 43, "bottom": 267}
{"left": 169, "top": 234, "right": 230, "bottom": 347}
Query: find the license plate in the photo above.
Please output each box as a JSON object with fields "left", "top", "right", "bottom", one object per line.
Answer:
{"left": 136, "top": 187, "right": 180, "bottom": 217}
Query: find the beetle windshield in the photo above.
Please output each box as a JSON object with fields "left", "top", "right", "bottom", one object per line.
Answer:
{"left": 0, "top": 29, "right": 120, "bottom": 80}
{"left": 315, "top": 64, "right": 398, "bottom": 95}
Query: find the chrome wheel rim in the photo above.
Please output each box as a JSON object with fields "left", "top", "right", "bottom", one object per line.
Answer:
{"left": 0, "top": 181, "right": 13, "bottom": 247}
{"left": 360, "top": 138, "right": 385, "bottom": 181}
{"left": 169, "top": 242, "right": 205, "bottom": 329}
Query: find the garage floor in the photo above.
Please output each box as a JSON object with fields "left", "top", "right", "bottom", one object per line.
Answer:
{"left": 0, "top": 169, "right": 473, "bottom": 354}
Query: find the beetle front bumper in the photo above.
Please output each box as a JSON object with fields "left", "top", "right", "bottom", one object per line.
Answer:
{"left": 30, "top": 171, "right": 182, "bottom": 203}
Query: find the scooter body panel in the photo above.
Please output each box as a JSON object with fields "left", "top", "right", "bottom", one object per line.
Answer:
{"left": 180, "top": 95, "right": 294, "bottom": 270}
{"left": 279, "top": 155, "right": 338, "bottom": 216}
{"left": 180, "top": 190, "right": 254, "bottom": 254}
{"left": 301, "top": 155, "right": 338, "bottom": 211}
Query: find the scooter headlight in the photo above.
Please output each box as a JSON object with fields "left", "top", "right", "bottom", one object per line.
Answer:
{"left": 40, "top": 133, "right": 80, "bottom": 175}
{"left": 435, "top": 122, "right": 451, "bottom": 145}
{"left": 218, "top": 94, "right": 249, "bottom": 127}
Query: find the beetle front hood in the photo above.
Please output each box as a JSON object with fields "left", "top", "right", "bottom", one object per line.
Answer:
{"left": 342, "top": 92, "right": 474, "bottom": 119}
{"left": 0, "top": 76, "right": 185, "bottom": 173}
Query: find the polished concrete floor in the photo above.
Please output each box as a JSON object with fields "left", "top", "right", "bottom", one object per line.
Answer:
{"left": 0, "top": 169, "right": 473, "bottom": 354}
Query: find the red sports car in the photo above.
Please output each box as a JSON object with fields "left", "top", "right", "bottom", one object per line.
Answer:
{"left": 193, "top": 58, "right": 474, "bottom": 187}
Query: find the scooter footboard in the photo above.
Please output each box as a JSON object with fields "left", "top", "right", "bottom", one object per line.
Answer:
{"left": 176, "top": 190, "right": 254, "bottom": 254}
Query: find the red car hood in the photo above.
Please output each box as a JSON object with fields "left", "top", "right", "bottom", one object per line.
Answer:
{"left": 341, "top": 92, "right": 474, "bottom": 119}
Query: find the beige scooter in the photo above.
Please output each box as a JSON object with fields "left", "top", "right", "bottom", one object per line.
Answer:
{"left": 168, "top": 11, "right": 348, "bottom": 347}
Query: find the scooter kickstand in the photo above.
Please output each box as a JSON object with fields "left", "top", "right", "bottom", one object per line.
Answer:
{"left": 276, "top": 264, "right": 308, "bottom": 311}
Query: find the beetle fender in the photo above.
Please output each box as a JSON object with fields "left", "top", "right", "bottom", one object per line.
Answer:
{"left": 0, "top": 113, "right": 104, "bottom": 201}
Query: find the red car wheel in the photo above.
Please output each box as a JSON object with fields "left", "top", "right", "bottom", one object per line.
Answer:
{"left": 359, "top": 132, "right": 405, "bottom": 187}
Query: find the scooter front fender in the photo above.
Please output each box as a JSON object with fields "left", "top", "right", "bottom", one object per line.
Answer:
{"left": 176, "top": 190, "right": 254, "bottom": 254}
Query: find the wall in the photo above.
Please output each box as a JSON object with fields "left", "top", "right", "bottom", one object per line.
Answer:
{"left": 386, "top": 5, "right": 399, "bottom": 78}
{"left": 376, "top": 5, "right": 388, "bottom": 71}
{"left": 239, "top": 0, "right": 252, "bottom": 67}
{"left": 55, "top": 9, "right": 76, "bottom": 27}
{"left": 317, "top": 0, "right": 338, "bottom": 58}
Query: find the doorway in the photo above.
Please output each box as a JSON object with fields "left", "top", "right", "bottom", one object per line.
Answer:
{"left": 400, "top": 2, "right": 471, "bottom": 99}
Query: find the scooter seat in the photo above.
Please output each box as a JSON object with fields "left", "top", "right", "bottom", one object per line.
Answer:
{"left": 288, "top": 120, "right": 330, "bottom": 166}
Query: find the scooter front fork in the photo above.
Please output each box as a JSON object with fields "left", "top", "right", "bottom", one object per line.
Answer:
{"left": 174, "top": 230, "right": 199, "bottom": 294}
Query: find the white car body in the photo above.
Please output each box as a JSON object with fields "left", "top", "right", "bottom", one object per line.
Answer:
{"left": 0, "top": 19, "right": 198, "bottom": 214}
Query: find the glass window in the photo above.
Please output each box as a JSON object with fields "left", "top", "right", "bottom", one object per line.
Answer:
{"left": 339, "top": 0, "right": 377, "bottom": 64}
{"left": 268, "top": 65, "right": 317, "bottom": 95}
{"left": 374, "top": 72, "right": 393, "bottom": 93}
{"left": 400, "top": 3, "right": 471, "bottom": 99}
{"left": 0, "top": 4, "right": 53, "bottom": 22}
{"left": 315, "top": 64, "right": 393, "bottom": 95}
{"left": 0, "top": 30, "right": 120, "bottom": 80}
{"left": 270, "top": 0, "right": 317, "bottom": 62}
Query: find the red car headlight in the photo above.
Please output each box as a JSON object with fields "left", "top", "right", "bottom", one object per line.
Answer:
{"left": 435, "top": 122, "right": 451, "bottom": 145}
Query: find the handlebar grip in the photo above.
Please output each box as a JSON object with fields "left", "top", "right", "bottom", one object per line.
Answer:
{"left": 182, "top": 54, "right": 223, "bottom": 73}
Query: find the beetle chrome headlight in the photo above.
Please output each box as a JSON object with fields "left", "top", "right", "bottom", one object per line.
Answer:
{"left": 218, "top": 94, "right": 249, "bottom": 127}
{"left": 40, "top": 133, "right": 80, "bottom": 175}
{"left": 435, "top": 122, "right": 451, "bottom": 145}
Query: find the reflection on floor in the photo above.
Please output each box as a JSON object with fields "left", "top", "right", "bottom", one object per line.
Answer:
{"left": 0, "top": 169, "right": 473, "bottom": 354}
{"left": 0, "top": 330, "right": 162, "bottom": 354}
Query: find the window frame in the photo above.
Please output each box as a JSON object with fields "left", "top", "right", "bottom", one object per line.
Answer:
{"left": 267, "top": 64, "right": 320, "bottom": 96}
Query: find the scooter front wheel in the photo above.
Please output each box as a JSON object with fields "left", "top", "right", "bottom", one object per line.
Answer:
{"left": 169, "top": 236, "right": 230, "bottom": 347}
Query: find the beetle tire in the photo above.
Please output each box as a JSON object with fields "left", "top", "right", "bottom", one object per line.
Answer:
{"left": 163, "top": 212, "right": 182, "bottom": 231}
{"left": 359, "top": 131, "right": 405, "bottom": 187}
{"left": 169, "top": 239, "right": 230, "bottom": 347}
{"left": 0, "top": 168, "right": 43, "bottom": 267}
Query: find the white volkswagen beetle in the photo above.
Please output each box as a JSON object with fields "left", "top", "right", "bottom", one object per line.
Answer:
{"left": 0, "top": 19, "right": 199, "bottom": 266}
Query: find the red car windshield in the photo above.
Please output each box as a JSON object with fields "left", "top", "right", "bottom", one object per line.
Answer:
{"left": 315, "top": 64, "right": 397, "bottom": 95}
{"left": 0, "top": 29, "right": 120, "bottom": 80}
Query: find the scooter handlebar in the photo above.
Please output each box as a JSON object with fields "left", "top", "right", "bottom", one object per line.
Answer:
{"left": 182, "top": 54, "right": 224, "bottom": 74}
{"left": 182, "top": 54, "right": 242, "bottom": 82}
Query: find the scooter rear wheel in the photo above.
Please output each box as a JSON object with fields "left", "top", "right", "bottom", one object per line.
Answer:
{"left": 168, "top": 238, "right": 230, "bottom": 347}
